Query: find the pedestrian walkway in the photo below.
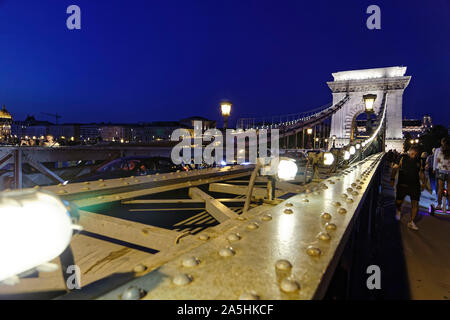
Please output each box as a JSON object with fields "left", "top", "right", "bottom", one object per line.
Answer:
{"left": 381, "top": 163, "right": 450, "bottom": 300}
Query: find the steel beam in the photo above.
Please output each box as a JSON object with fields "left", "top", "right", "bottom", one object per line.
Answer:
{"left": 14, "top": 149, "right": 22, "bottom": 189}
{"left": 78, "top": 210, "right": 181, "bottom": 251}
{"left": 27, "top": 159, "right": 66, "bottom": 184}
{"left": 188, "top": 187, "right": 239, "bottom": 222}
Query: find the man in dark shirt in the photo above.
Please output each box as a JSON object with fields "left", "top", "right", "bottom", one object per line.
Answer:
{"left": 390, "top": 145, "right": 425, "bottom": 230}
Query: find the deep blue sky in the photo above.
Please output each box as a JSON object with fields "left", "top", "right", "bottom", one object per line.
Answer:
{"left": 0, "top": 0, "right": 449, "bottom": 127}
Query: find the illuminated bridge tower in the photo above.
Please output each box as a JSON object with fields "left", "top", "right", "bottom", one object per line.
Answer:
{"left": 328, "top": 66, "right": 411, "bottom": 151}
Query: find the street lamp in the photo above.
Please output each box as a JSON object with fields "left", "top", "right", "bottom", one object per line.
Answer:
{"left": 349, "top": 145, "right": 356, "bottom": 155}
{"left": 363, "top": 94, "right": 376, "bottom": 112}
{"left": 415, "top": 139, "right": 419, "bottom": 143}
{"left": 410, "top": 139, "right": 415, "bottom": 144}
{"left": 306, "top": 128, "right": 313, "bottom": 149}
{"left": 220, "top": 101, "right": 232, "bottom": 130}
{"left": 363, "top": 94, "right": 376, "bottom": 136}
{"left": 332, "top": 135, "right": 336, "bottom": 148}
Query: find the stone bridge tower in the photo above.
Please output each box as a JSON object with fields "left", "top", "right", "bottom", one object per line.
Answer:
{"left": 328, "top": 66, "right": 411, "bottom": 151}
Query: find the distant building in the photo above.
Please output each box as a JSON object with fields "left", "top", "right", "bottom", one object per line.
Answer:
{"left": 8, "top": 109, "right": 217, "bottom": 144}
{"left": 401, "top": 115, "right": 433, "bottom": 138}
{"left": 80, "top": 124, "right": 101, "bottom": 141}
{"left": 356, "top": 114, "right": 433, "bottom": 139}
{"left": 179, "top": 116, "right": 216, "bottom": 131}
{"left": 0, "top": 105, "right": 13, "bottom": 141}
{"left": 12, "top": 115, "right": 52, "bottom": 139}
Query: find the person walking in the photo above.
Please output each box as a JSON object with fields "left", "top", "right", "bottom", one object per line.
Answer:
{"left": 390, "top": 145, "right": 426, "bottom": 230}
{"left": 435, "top": 136, "right": 450, "bottom": 211}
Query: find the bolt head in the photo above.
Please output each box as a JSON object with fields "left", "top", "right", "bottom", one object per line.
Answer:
{"left": 172, "top": 273, "right": 193, "bottom": 286}
{"left": 280, "top": 278, "right": 300, "bottom": 293}
{"left": 275, "top": 259, "right": 292, "bottom": 271}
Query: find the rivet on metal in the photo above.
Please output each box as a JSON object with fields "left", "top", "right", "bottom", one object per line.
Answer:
{"left": 325, "top": 222, "right": 337, "bottom": 231}
{"left": 219, "top": 247, "right": 235, "bottom": 257}
{"left": 227, "top": 233, "right": 241, "bottom": 241}
{"left": 275, "top": 259, "right": 292, "bottom": 271}
{"left": 247, "top": 222, "right": 259, "bottom": 230}
{"left": 285, "top": 202, "right": 293, "bottom": 207}
{"left": 306, "top": 246, "right": 321, "bottom": 257}
{"left": 301, "top": 198, "right": 309, "bottom": 202}
{"left": 182, "top": 256, "right": 200, "bottom": 267}
{"left": 121, "top": 286, "right": 146, "bottom": 300}
{"left": 317, "top": 232, "right": 331, "bottom": 241}
{"left": 346, "top": 198, "right": 353, "bottom": 203}
{"left": 280, "top": 278, "right": 300, "bottom": 293}
{"left": 133, "top": 264, "right": 147, "bottom": 273}
{"left": 332, "top": 201, "right": 341, "bottom": 207}
{"left": 341, "top": 194, "right": 348, "bottom": 199}
{"left": 198, "top": 234, "right": 210, "bottom": 241}
{"left": 321, "top": 212, "right": 332, "bottom": 220}
{"left": 261, "top": 214, "right": 272, "bottom": 221}
{"left": 172, "top": 273, "right": 193, "bottom": 286}
{"left": 57, "top": 190, "right": 67, "bottom": 194}
{"left": 284, "top": 208, "right": 294, "bottom": 214}
{"left": 347, "top": 188, "right": 353, "bottom": 192}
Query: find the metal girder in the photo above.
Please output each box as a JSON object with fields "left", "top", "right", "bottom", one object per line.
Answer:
{"left": 209, "top": 183, "right": 285, "bottom": 198}
{"left": 0, "top": 151, "right": 13, "bottom": 169}
{"left": 0, "top": 146, "right": 174, "bottom": 163}
{"left": 188, "top": 187, "right": 238, "bottom": 222}
{"left": 91, "top": 153, "right": 384, "bottom": 300}
{"left": 40, "top": 165, "right": 253, "bottom": 207}
{"left": 122, "top": 199, "right": 247, "bottom": 205}
{"left": 79, "top": 210, "right": 181, "bottom": 251}
{"left": 14, "top": 149, "right": 22, "bottom": 189}
{"left": 27, "top": 159, "right": 66, "bottom": 184}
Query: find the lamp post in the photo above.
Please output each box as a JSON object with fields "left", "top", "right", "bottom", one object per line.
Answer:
{"left": 332, "top": 135, "right": 336, "bottom": 148}
{"left": 220, "top": 101, "right": 232, "bottom": 130}
{"left": 315, "top": 137, "right": 319, "bottom": 149}
{"left": 307, "top": 128, "right": 313, "bottom": 149}
{"left": 363, "top": 94, "right": 376, "bottom": 137}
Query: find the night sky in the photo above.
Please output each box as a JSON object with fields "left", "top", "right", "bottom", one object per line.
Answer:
{"left": 0, "top": 0, "right": 449, "bottom": 127}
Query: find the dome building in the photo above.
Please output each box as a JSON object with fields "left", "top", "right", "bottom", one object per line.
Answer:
{"left": 0, "top": 105, "right": 13, "bottom": 141}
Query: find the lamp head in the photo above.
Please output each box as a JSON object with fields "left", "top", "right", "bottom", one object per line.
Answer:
{"left": 363, "top": 94, "right": 377, "bottom": 112}
{"left": 220, "top": 101, "right": 232, "bottom": 117}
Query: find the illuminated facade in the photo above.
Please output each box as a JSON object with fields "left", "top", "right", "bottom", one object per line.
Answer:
{"left": 0, "top": 105, "right": 13, "bottom": 141}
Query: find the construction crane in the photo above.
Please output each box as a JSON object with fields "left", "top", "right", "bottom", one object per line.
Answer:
{"left": 41, "top": 112, "right": 61, "bottom": 124}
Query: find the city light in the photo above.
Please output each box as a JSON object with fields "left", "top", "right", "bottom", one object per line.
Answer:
{"left": 277, "top": 159, "right": 298, "bottom": 181}
{"left": 344, "top": 150, "right": 350, "bottom": 160}
{"left": 0, "top": 190, "right": 76, "bottom": 282}
{"left": 363, "top": 94, "right": 377, "bottom": 112}
{"left": 220, "top": 102, "right": 231, "bottom": 117}
{"left": 323, "top": 152, "right": 335, "bottom": 166}
{"left": 349, "top": 146, "right": 356, "bottom": 155}
{"left": 307, "top": 128, "right": 313, "bottom": 135}
{"left": 220, "top": 101, "right": 232, "bottom": 130}
{"left": 356, "top": 143, "right": 361, "bottom": 150}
